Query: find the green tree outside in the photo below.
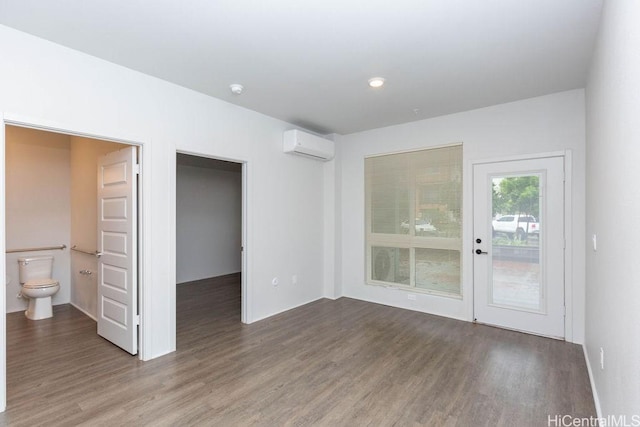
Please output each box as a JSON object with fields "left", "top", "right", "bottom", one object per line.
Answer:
{"left": 492, "top": 176, "right": 540, "bottom": 217}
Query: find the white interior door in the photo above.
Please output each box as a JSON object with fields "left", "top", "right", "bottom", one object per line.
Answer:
{"left": 97, "top": 146, "right": 138, "bottom": 354}
{"left": 473, "top": 156, "right": 564, "bottom": 338}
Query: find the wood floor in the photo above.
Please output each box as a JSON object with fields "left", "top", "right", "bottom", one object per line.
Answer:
{"left": 0, "top": 274, "right": 595, "bottom": 426}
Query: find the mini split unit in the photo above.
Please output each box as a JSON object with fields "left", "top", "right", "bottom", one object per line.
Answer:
{"left": 283, "top": 129, "right": 334, "bottom": 161}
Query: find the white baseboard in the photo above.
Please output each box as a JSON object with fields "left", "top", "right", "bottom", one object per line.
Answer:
{"left": 582, "top": 344, "right": 603, "bottom": 419}
{"left": 250, "top": 295, "right": 325, "bottom": 324}
{"left": 69, "top": 302, "right": 97, "bottom": 322}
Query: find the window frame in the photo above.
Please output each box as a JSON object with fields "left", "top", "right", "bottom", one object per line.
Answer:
{"left": 365, "top": 144, "right": 463, "bottom": 298}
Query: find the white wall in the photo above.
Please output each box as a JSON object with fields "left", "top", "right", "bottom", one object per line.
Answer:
{"left": 337, "top": 90, "right": 586, "bottom": 343}
{"left": 176, "top": 163, "right": 241, "bottom": 283}
{"left": 5, "top": 126, "right": 71, "bottom": 313}
{"left": 70, "top": 136, "right": 127, "bottom": 319}
{"left": 585, "top": 0, "right": 640, "bottom": 418}
{"left": 0, "top": 22, "right": 327, "bottom": 369}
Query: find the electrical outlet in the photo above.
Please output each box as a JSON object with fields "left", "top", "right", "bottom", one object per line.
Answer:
{"left": 407, "top": 294, "right": 417, "bottom": 301}
{"left": 292, "top": 275, "right": 298, "bottom": 285}
{"left": 592, "top": 234, "right": 597, "bottom": 251}
{"left": 600, "top": 347, "right": 604, "bottom": 370}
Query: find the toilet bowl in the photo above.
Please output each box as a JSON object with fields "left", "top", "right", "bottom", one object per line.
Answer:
{"left": 18, "top": 256, "right": 60, "bottom": 320}
{"left": 21, "top": 279, "right": 60, "bottom": 320}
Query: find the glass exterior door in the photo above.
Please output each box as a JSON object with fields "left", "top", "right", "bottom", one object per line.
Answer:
{"left": 473, "top": 157, "right": 565, "bottom": 338}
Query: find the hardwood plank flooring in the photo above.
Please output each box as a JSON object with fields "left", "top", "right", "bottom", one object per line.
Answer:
{"left": 0, "top": 273, "right": 595, "bottom": 426}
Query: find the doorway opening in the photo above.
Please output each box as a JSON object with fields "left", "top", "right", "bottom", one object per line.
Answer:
{"left": 175, "top": 153, "right": 245, "bottom": 349}
{"left": 3, "top": 122, "right": 145, "bottom": 409}
{"left": 4, "top": 124, "right": 141, "bottom": 351}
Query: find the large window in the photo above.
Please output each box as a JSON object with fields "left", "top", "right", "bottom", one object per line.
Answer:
{"left": 365, "top": 145, "right": 462, "bottom": 297}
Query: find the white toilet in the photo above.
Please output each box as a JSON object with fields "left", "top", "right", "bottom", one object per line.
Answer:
{"left": 18, "top": 256, "right": 60, "bottom": 320}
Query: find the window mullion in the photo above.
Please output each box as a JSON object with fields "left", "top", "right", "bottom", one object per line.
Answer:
{"left": 409, "top": 157, "right": 416, "bottom": 237}
{"left": 409, "top": 247, "right": 416, "bottom": 288}
{"left": 409, "top": 157, "right": 416, "bottom": 287}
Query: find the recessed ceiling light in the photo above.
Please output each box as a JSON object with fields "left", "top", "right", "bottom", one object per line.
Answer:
{"left": 229, "top": 84, "right": 244, "bottom": 95}
{"left": 368, "top": 77, "right": 385, "bottom": 88}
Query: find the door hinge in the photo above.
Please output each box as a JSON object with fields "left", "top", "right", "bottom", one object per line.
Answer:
{"left": 135, "top": 314, "right": 140, "bottom": 325}
{"left": 134, "top": 164, "right": 141, "bottom": 175}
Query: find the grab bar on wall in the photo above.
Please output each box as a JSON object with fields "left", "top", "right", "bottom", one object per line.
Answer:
{"left": 71, "top": 245, "right": 102, "bottom": 258}
{"left": 6, "top": 244, "right": 67, "bottom": 254}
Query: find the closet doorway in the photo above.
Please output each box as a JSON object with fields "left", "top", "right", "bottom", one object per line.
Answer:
{"left": 175, "top": 153, "right": 245, "bottom": 348}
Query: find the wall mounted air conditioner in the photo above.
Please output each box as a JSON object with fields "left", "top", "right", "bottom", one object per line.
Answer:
{"left": 283, "top": 129, "right": 334, "bottom": 161}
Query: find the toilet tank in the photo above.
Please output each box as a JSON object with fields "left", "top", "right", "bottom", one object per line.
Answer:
{"left": 18, "top": 256, "right": 54, "bottom": 284}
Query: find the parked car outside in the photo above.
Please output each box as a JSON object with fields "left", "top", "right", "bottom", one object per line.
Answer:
{"left": 400, "top": 219, "right": 437, "bottom": 234}
{"left": 492, "top": 214, "right": 539, "bottom": 240}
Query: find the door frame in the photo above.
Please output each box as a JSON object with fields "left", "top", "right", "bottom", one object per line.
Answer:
{"left": 470, "top": 150, "right": 574, "bottom": 342}
{"left": 0, "top": 112, "right": 150, "bottom": 410}
{"left": 172, "top": 150, "right": 250, "bottom": 324}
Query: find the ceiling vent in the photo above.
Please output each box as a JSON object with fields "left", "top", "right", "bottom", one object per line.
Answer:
{"left": 283, "top": 129, "right": 334, "bottom": 161}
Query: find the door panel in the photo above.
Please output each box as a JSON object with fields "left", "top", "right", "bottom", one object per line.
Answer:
{"left": 97, "top": 146, "right": 138, "bottom": 354}
{"left": 473, "top": 157, "right": 564, "bottom": 338}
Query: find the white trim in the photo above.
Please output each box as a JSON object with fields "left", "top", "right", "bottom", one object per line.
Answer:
{"left": 137, "top": 141, "right": 152, "bottom": 361}
{"left": 250, "top": 295, "right": 324, "bottom": 323}
{"left": 176, "top": 149, "right": 249, "bottom": 166}
{"left": 583, "top": 344, "right": 603, "bottom": 419}
{"left": 351, "top": 293, "right": 469, "bottom": 322}
{"left": 471, "top": 150, "right": 566, "bottom": 166}
{"left": 241, "top": 162, "right": 250, "bottom": 323}
{"left": 0, "top": 116, "right": 6, "bottom": 412}
{"left": 364, "top": 141, "right": 463, "bottom": 159}
{"left": 167, "top": 149, "right": 177, "bottom": 355}
{"left": 464, "top": 155, "right": 474, "bottom": 322}
{"left": 138, "top": 144, "right": 152, "bottom": 360}
{"left": 2, "top": 113, "right": 147, "bottom": 147}
{"left": 563, "top": 150, "right": 574, "bottom": 342}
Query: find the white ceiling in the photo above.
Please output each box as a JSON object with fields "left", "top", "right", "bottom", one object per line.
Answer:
{"left": 0, "top": 0, "right": 602, "bottom": 135}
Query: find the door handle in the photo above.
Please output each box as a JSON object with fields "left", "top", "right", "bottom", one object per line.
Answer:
{"left": 475, "top": 249, "right": 488, "bottom": 255}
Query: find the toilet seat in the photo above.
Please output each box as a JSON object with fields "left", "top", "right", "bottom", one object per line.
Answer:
{"left": 23, "top": 279, "right": 59, "bottom": 289}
